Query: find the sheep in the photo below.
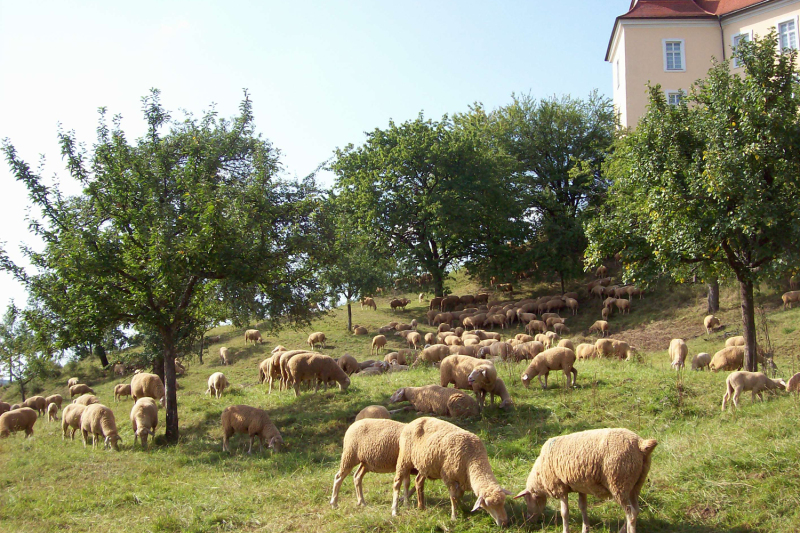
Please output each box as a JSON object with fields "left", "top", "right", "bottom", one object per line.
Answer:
{"left": 0, "top": 402, "right": 9, "bottom": 416}
{"left": 391, "top": 417, "right": 510, "bottom": 525}
{"left": 61, "top": 403, "right": 86, "bottom": 440}
{"left": 594, "top": 339, "right": 615, "bottom": 358}
{"left": 205, "top": 372, "right": 230, "bottom": 399}
{"left": 722, "top": 371, "right": 786, "bottom": 410}
{"left": 704, "top": 314, "right": 721, "bottom": 334}
{"left": 0, "top": 407, "right": 38, "bottom": 439}
{"left": 557, "top": 339, "right": 575, "bottom": 352}
{"left": 388, "top": 364, "right": 410, "bottom": 373}
{"left": 221, "top": 404, "right": 283, "bottom": 454}
{"left": 371, "top": 335, "right": 387, "bottom": 356}
{"left": 130, "top": 397, "right": 158, "bottom": 449}
{"left": 22, "top": 395, "right": 46, "bottom": 416}
{"left": 307, "top": 331, "right": 327, "bottom": 350}
{"left": 219, "top": 347, "right": 232, "bottom": 366}
{"left": 361, "top": 297, "right": 377, "bottom": 310}
{"left": 337, "top": 354, "right": 361, "bottom": 376}
{"left": 391, "top": 298, "right": 411, "bottom": 311}
{"left": 553, "top": 323, "right": 570, "bottom": 335}
{"left": 353, "top": 325, "right": 368, "bottom": 336}
{"left": 477, "top": 341, "right": 513, "bottom": 361}
{"left": 725, "top": 335, "right": 745, "bottom": 347}
{"left": 331, "top": 418, "right": 408, "bottom": 508}
{"left": 47, "top": 403, "right": 59, "bottom": 422}
{"left": 45, "top": 394, "right": 63, "bottom": 410}
{"left": 419, "top": 293, "right": 425, "bottom": 303}
{"left": 786, "top": 372, "right": 800, "bottom": 394}
{"left": 514, "top": 341, "right": 546, "bottom": 362}
{"left": 388, "top": 385, "right": 479, "bottom": 418}
{"left": 278, "top": 349, "right": 312, "bottom": 388}
{"left": 515, "top": 427, "right": 657, "bottom": 533}
{"left": 423, "top": 332, "right": 436, "bottom": 345}
{"left": 564, "top": 298, "right": 579, "bottom": 315}
{"left": 355, "top": 405, "right": 392, "bottom": 421}
{"left": 113, "top": 362, "right": 126, "bottom": 376}
{"left": 614, "top": 299, "right": 630, "bottom": 314}
{"left": 69, "top": 384, "right": 95, "bottom": 398}
{"left": 244, "top": 329, "right": 263, "bottom": 345}
{"left": 439, "top": 355, "right": 497, "bottom": 411}
{"left": 782, "top": 290, "right": 800, "bottom": 310}
{"left": 488, "top": 378, "right": 514, "bottom": 410}
{"left": 131, "top": 373, "right": 166, "bottom": 407}
{"left": 611, "top": 339, "right": 632, "bottom": 360}
{"left": 526, "top": 320, "right": 547, "bottom": 335}
{"left": 80, "top": 404, "right": 122, "bottom": 451}
{"left": 595, "top": 265, "right": 608, "bottom": 277}
{"left": 589, "top": 320, "right": 610, "bottom": 337}
{"left": 546, "top": 316, "right": 566, "bottom": 328}
{"left": 416, "top": 344, "right": 450, "bottom": 365}
{"left": 709, "top": 346, "right": 745, "bottom": 372}
{"left": 258, "top": 356, "right": 283, "bottom": 394}
{"left": 395, "top": 323, "right": 413, "bottom": 332}
{"left": 67, "top": 377, "right": 79, "bottom": 388}
{"left": 10, "top": 404, "right": 20, "bottom": 410}
{"left": 444, "top": 335, "right": 463, "bottom": 346}
{"left": 357, "top": 359, "right": 379, "bottom": 370}
{"left": 575, "top": 343, "right": 595, "bottom": 360}
{"left": 534, "top": 333, "right": 551, "bottom": 348}
{"left": 521, "top": 347, "right": 577, "bottom": 390}
{"left": 691, "top": 352, "right": 711, "bottom": 371}
{"left": 669, "top": 339, "right": 688, "bottom": 370}
{"left": 204, "top": 334, "right": 222, "bottom": 345}
{"left": 287, "top": 353, "right": 350, "bottom": 396}
{"left": 406, "top": 331, "right": 422, "bottom": 350}
{"left": 378, "top": 324, "right": 396, "bottom": 335}
{"left": 601, "top": 306, "right": 611, "bottom": 320}
{"left": 73, "top": 394, "right": 100, "bottom": 406}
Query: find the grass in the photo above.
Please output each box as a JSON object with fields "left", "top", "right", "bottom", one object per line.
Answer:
{"left": 1, "top": 272, "right": 800, "bottom": 532}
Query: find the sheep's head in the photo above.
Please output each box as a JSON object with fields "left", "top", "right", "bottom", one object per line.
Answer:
{"left": 521, "top": 372, "right": 531, "bottom": 388}
{"left": 159, "top": 396, "right": 166, "bottom": 408}
{"left": 269, "top": 435, "right": 284, "bottom": 452}
{"left": 772, "top": 378, "right": 787, "bottom": 390}
{"left": 514, "top": 488, "right": 546, "bottom": 521}
{"left": 468, "top": 368, "right": 488, "bottom": 387}
{"left": 340, "top": 376, "right": 351, "bottom": 391}
{"left": 473, "top": 487, "right": 511, "bottom": 526}
{"left": 388, "top": 388, "right": 406, "bottom": 403}
{"left": 105, "top": 434, "right": 122, "bottom": 451}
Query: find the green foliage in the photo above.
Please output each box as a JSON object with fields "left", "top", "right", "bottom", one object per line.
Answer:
{"left": 0, "top": 303, "right": 59, "bottom": 399}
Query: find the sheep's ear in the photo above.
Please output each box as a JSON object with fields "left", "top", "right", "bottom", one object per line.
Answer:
{"left": 482, "top": 369, "right": 487, "bottom": 378}
{"left": 471, "top": 495, "right": 484, "bottom": 512}
{"left": 522, "top": 375, "right": 529, "bottom": 381}
{"left": 502, "top": 488, "right": 514, "bottom": 496}
{"left": 514, "top": 489, "right": 531, "bottom": 499}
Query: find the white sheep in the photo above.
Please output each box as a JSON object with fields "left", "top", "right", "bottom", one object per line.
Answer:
{"left": 330, "top": 418, "right": 408, "bottom": 508}
{"left": 415, "top": 344, "right": 450, "bottom": 365}
{"left": 488, "top": 378, "right": 514, "bottom": 410}
{"left": 515, "top": 427, "right": 657, "bottom": 533}
{"left": 67, "top": 377, "right": 79, "bottom": 388}
{"left": 388, "top": 385, "right": 479, "bottom": 418}
{"left": 80, "top": 403, "right": 122, "bottom": 451}
{"left": 787, "top": 372, "right": 800, "bottom": 394}
{"left": 219, "top": 347, "right": 232, "bottom": 366}
{"left": 704, "top": 314, "right": 720, "bottom": 334}
{"left": 47, "top": 402, "right": 59, "bottom": 423}
{"left": 709, "top": 346, "right": 745, "bottom": 372}
{"left": 307, "top": 331, "right": 327, "bottom": 350}
{"left": 287, "top": 353, "right": 350, "bottom": 396}
{"left": 575, "top": 343, "right": 595, "bottom": 360}
{"left": 73, "top": 394, "right": 100, "bottom": 406}
{"left": 371, "top": 335, "right": 387, "bottom": 356}
{"left": 668, "top": 338, "right": 688, "bottom": 370}
{"left": 114, "top": 384, "right": 132, "bottom": 403}
{"left": 69, "top": 384, "right": 95, "bottom": 398}
{"left": 131, "top": 373, "right": 166, "bottom": 407}
{"left": 691, "top": 352, "right": 711, "bottom": 371}
{"left": 22, "top": 395, "right": 46, "bottom": 416}
{"left": 722, "top": 371, "right": 786, "bottom": 410}
{"left": 439, "top": 355, "right": 497, "bottom": 412}
{"left": 61, "top": 403, "right": 86, "bottom": 440}
{"left": 355, "top": 405, "right": 391, "bottom": 421}
{"left": 244, "top": 329, "right": 263, "bottom": 345}
{"left": 45, "top": 394, "right": 63, "bottom": 410}
{"left": 589, "top": 320, "right": 609, "bottom": 337}
{"left": 221, "top": 404, "right": 283, "bottom": 454}
{"left": 521, "top": 347, "right": 577, "bottom": 390}
{"left": 391, "top": 417, "right": 510, "bottom": 525}
{"left": 206, "top": 372, "right": 230, "bottom": 399}
{"left": 130, "top": 397, "right": 158, "bottom": 449}
{"left": 0, "top": 407, "right": 37, "bottom": 438}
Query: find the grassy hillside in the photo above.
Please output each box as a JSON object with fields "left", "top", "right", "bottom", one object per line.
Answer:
{"left": 1, "top": 273, "right": 799, "bottom": 533}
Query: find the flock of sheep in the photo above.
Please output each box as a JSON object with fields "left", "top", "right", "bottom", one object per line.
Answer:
{"left": 2, "top": 276, "right": 800, "bottom": 532}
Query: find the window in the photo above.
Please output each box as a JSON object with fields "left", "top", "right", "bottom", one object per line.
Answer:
{"left": 663, "top": 39, "right": 685, "bottom": 71}
{"left": 732, "top": 32, "right": 750, "bottom": 68}
{"left": 666, "top": 91, "right": 683, "bottom": 106}
{"left": 778, "top": 19, "right": 798, "bottom": 51}
{"left": 616, "top": 60, "right": 620, "bottom": 89}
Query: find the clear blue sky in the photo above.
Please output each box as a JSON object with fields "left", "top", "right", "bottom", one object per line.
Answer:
{"left": 0, "top": 0, "right": 625, "bottom": 310}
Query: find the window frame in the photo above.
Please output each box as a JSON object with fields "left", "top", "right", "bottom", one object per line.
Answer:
{"left": 731, "top": 30, "right": 752, "bottom": 68}
{"left": 663, "top": 38, "right": 686, "bottom": 72}
{"left": 665, "top": 90, "right": 683, "bottom": 106}
{"left": 777, "top": 16, "right": 799, "bottom": 52}
{"left": 616, "top": 59, "right": 620, "bottom": 89}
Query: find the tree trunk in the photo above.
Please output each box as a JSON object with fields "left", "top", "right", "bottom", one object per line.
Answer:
{"left": 559, "top": 271, "right": 566, "bottom": 295}
{"left": 197, "top": 333, "right": 204, "bottom": 365}
{"left": 17, "top": 379, "right": 26, "bottom": 402}
{"left": 346, "top": 302, "right": 352, "bottom": 332}
{"left": 94, "top": 345, "right": 109, "bottom": 368}
{"left": 432, "top": 269, "right": 445, "bottom": 297}
{"left": 162, "top": 334, "right": 179, "bottom": 443}
{"left": 738, "top": 278, "right": 758, "bottom": 372}
{"left": 707, "top": 278, "right": 720, "bottom": 313}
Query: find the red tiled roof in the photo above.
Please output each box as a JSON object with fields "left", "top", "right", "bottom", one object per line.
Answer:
{"left": 695, "top": 0, "right": 768, "bottom": 15}
{"left": 620, "top": 0, "right": 715, "bottom": 19}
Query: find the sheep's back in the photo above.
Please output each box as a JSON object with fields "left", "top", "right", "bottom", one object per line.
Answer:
{"left": 343, "top": 419, "right": 405, "bottom": 473}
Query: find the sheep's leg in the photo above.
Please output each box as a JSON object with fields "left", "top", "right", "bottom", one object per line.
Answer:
{"left": 619, "top": 496, "right": 638, "bottom": 533}
{"left": 294, "top": 382, "right": 301, "bottom": 397}
{"left": 247, "top": 435, "right": 255, "bottom": 454}
{"left": 415, "top": 473, "right": 426, "bottom": 510}
{"left": 447, "top": 482, "right": 462, "bottom": 520}
{"left": 559, "top": 496, "right": 570, "bottom": 533}
{"left": 391, "top": 470, "right": 411, "bottom": 516}
{"left": 330, "top": 466, "right": 350, "bottom": 508}
{"left": 732, "top": 389, "right": 741, "bottom": 409}
{"left": 578, "top": 493, "right": 589, "bottom": 533}
{"left": 353, "top": 463, "right": 367, "bottom": 506}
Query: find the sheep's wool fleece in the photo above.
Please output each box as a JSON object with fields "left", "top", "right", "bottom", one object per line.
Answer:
{"left": 340, "top": 419, "right": 405, "bottom": 473}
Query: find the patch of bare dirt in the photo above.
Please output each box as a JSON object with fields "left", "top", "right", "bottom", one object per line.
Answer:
{"left": 687, "top": 505, "right": 719, "bottom": 520}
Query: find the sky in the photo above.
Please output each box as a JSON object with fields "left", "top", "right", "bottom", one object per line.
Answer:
{"left": 0, "top": 0, "right": 625, "bottom": 312}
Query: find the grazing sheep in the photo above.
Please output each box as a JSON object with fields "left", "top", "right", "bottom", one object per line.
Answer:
{"left": 219, "top": 347, "right": 232, "bottom": 366}
{"left": 406, "top": 331, "right": 422, "bottom": 351}
{"left": 355, "top": 405, "right": 392, "bottom": 421}
{"left": 22, "top": 395, "right": 46, "bottom": 416}
{"left": 526, "top": 320, "right": 547, "bottom": 335}
{"left": 205, "top": 372, "right": 230, "bottom": 399}
{"left": 0, "top": 407, "right": 38, "bottom": 439}
{"left": 69, "top": 384, "right": 95, "bottom": 398}
{"left": 307, "top": 331, "right": 327, "bottom": 350}
{"left": 73, "top": 394, "right": 100, "bottom": 406}
{"left": 130, "top": 397, "right": 158, "bottom": 449}
{"left": 331, "top": 418, "right": 408, "bottom": 508}
{"left": 389, "top": 385, "right": 479, "bottom": 418}
{"left": 10, "top": 404, "right": 20, "bottom": 411}
{"left": 557, "top": 339, "right": 575, "bottom": 352}
{"left": 669, "top": 339, "right": 689, "bottom": 370}
{"left": 785, "top": 372, "right": 800, "bottom": 394}
{"left": 534, "top": 333, "right": 551, "bottom": 348}
{"left": 244, "top": 329, "right": 263, "bottom": 345}
{"left": 361, "top": 297, "right": 377, "bottom": 310}
{"left": 691, "top": 352, "right": 711, "bottom": 371}
{"left": 80, "top": 404, "right": 122, "bottom": 451}
{"left": 601, "top": 306, "right": 611, "bottom": 320}
{"left": 439, "top": 355, "right": 497, "bottom": 411}
{"left": 725, "top": 335, "right": 745, "bottom": 347}
{"left": 337, "top": 354, "right": 361, "bottom": 376}
{"left": 553, "top": 323, "right": 570, "bottom": 335}
{"left": 61, "top": 403, "right": 86, "bottom": 440}
{"left": 204, "top": 335, "right": 222, "bottom": 345}
{"left": 416, "top": 344, "right": 450, "bottom": 365}
{"left": 575, "top": 343, "right": 595, "bottom": 360}
{"left": 353, "top": 325, "right": 368, "bottom": 336}
{"left": 514, "top": 341, "right": 546, "bottom": 362}
{"left": 221, "top": 404, "right": 283, "bottom": 454}
{"left": 564, "top": 298, "right": 579, "bottom": 315}
{"left": 422, "top": 332, "right": 436, "bottom": 345}
{"left": 709, "top": 346, "right": 745, "bottom": 372}
{"left": 612, "top": 340, "right": 633, "bottom": 360}
{"left": 45, "top": 394, "right": 63, "bottom": 410}
{"left": 477, "top": 341, "right": 513, "bottom": 361}
{"left": 47, "top": 403, "right": 59, "bottom": 422}
{"left": 546, "top": 317, "right": 565, "bottom": 328}
{"left": 614, "top": 299, "right": 630, "bottom": 314}
{"left": 722, "top": 371, "right": 786, "bottom": 410}
{"left": 782, "top": 290, "right": 800, "bottom": 310}
{"left": 595, "top": 265, "right": 608, "bottom": 277}
{"left": 594, "top": 339, "right": 615, "bottom": 358}
{"left": 287, "top": 353, "right": 350, "bottom": 396}
{"left": 391, "top": 417, "right": 510, "bottom": 525}
{"left": 444, "top": 335, "right": 464, "bottom": 346}
{"left": 515, "top": 428, "right": 657, "bottom": 533}
{"left": 704, "top": 315, "right": 721, "bottom": 334}
{"left": 521, "top": 348, "right": 577, "bottom": 390}
{"left": 589, "top": 320, "right": 609, "bottom": 337}
{"left": 488, "top": 378, "right": 514, "bottom": 410}
{"left": 67, "top": 377, "right": 79, "bottom": 388}
{"left": 371, "top": 335, "right": 387, "bottom": 356}
{"left": 391, "top": 298, "right": 411, "bottom": 311}
{"left": 131, "top": 373, "right": 166, "bottom": 407}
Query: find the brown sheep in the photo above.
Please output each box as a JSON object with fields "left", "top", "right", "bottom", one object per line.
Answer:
{"left": 614, "top": 299, "right": 630, "bottom": 314}
{"left": 337, "top": 354, "right": 361, "bottom": 376}
{"left": 287, "top": 353, "right": 350, "bottom": 395}
{"left": 22, "top": 396, "right": 46, "bottom": 416}
{"left": 61, "top": 403, "right": 86, "bottom": 440}
{"left": 69, "top": 384, "right": 95, "bottom": 398}
{"left": 353, "top": 325, "right": 369, "bottom": 336}
{"left": 0, "top": 408, "right": 38, "bottom": 438}
{"left": 361, "top": 297, "right": 377, "bottom": 310}
{"left": 114, "top": 384, "right": 132, "bottom": 403}
{"left": 389, "top": 385, "right": 479, "bottom": 418}
{"left": 307, "top": 331, "right": 327, "bottom": 350}
{"left": 371, "top": 335, "right": 387, "bottom": 356}
{"left": 589, "top": 320, "right": 610, "bottom": 337}
{"left": 521, "top": 348, "right": 577, "bottom": 390}
{"left": 80, "top": 404, "right": 122, "bottom": 451}
{"left": 131, "top": 373, "right": 166, "bottom": 407}
{"left": 221, "top": 405, "right": 283, "bottom": 454}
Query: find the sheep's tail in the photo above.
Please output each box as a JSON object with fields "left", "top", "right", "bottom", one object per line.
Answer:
{"left": 639, "top": 438, "right": 658, "bottom": 456}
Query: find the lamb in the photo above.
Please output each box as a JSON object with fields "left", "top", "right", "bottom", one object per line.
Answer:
{"left": 521, "top": 347, "right": 577, "bottom": 390}
{"left": 575, "top": 343, "right": 595, "bottom": 360}
{"left": 391, "top": 417, "right": 510, "bottom": 526}
{"left": 73, "top": 394, "right": 100, "bottom": 406}
{"left": 45, "top": 394, "right": 63, "bottom": 410}
{"left": 355, "top": 405, "right": 392, "bottom": 421}
{"left": 709, "top": 346, "right": 745, "bottom": 372}
{"left": 725, "top": 335, "right": 745, "bottom": 347}
{"left": 722, "top": 371, "right": 786, "bottom": 410}
{"left": 330, "top": 419, "right": 408, "bottom": 508}
{"left": 668, "top": 338, "right": 688, "bottom": 370}
{"left": 130, "top": 397, "right": 159, "bottom": 449}
{"left": 515, "top": 427, "right": 657, "bottom": 533}
{"left": 22, "top": 395, "right": 46, "bottom": 416}
{"left": 439, "top": 355, "right": 497, "bottom": 411}
{"left": 244, "top": 329, "right": 263, "bottom": 345}
{"left": 337, "top": 354, "right": 361, "bottom": 376}
{"left": 61, "top": 403, "right": 87, "bottom": 440}
{"left": 415, "top": 344, "right": 450, "bottom": 365}
{"left": 307, "top": 331, "right": 327, "bottom": 350}
{"left": 782, "top": 290, "right": 800, "bottom": 309}
{"left": 406, "top": 331, "right": 422, "bottom": 351}
{"left": 69, "top": 384, "right": 95, "bottom": 398}
{"left": 389, "top": 385, "right": 479, "bottom": 418}
{"left": 704, "top": 314, "right": 721, "bottom": 334}
{"left": 219, "top": 347, "right": 232, "bottom": 366}
{"left": 361, "top": 297, "right": 377, "bottom": 310}
{"left": 221, "top": 404, "right": 283, "bottom": 454}
{"left": 131, "top": 373, "right": 166, "bottom": 407}
{"left": 205, "top": 372, "right": 230, "bottom": 399}
{"left": 47, "top": 403, "right": 59, "bottom": 422}
{"left": 589, "top": 320, "right": 609, "bottom": 337}
{"left": 287, "top": 353, "right": 350, "bottom": 396}
{"left": 691, "top": 352, "right": 711, "bottom": 371}
{"left": 67, "top": 377, "right": 79, "bottom": 388}
{"left": 353, "top": 325, "right": 368, "bottom": 336}
{"left": 80, "top": 403, "right": 122, "bottom": 451}
{"left": 371, "top": 335, "right": 387, "bottom": 356}
{"left": 0, "top": 407, "right": 38, "bottom": 438}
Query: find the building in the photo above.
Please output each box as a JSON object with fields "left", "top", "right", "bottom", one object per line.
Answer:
{"left": 606, "top": 0, "right": 800, "bottom": 128}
